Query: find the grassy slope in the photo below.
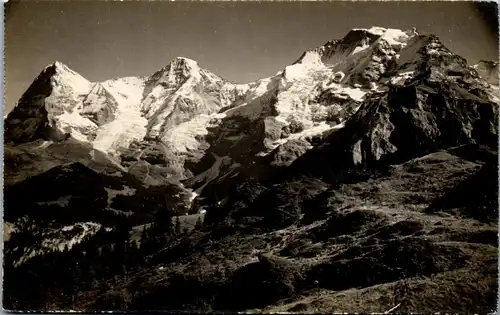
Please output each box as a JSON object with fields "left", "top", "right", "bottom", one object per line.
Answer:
{"left": 69, "top": 145, "right": 497, "bottom": 313}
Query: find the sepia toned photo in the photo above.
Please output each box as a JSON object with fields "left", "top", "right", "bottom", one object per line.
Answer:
{"left": 2, "top": 0, "right": 499, "bottom": 313}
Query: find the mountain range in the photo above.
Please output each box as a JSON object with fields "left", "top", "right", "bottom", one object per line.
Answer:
{"left": 3, "top": 26, "right": 499, "bottom": 313}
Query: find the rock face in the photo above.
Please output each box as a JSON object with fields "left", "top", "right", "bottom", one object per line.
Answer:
{"left": 81, "top": 83, "right": 119, "bottom": 126}
{"left": 268, "top": 139, "right": 312, "bottom": 168}
{"left": 290, "top": 85, "right": 497, "bottom": 183}
{"left": 285, "top": 35, "right": 498, "bottom": 182}
{"left": 473, "top": 60, "right": 499, "bottom": 86}
{"left": 5, "top": 62, "right": 94, "bottom": 143}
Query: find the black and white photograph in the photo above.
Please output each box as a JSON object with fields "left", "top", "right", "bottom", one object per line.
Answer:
{"left": 2, "top": 0, "right": 499, "bottom": 312}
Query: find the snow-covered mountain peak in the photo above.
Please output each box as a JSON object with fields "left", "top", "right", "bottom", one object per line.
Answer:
{"left": 352, "top": 26, "right": 388, "bottom": 35}
{"left": 47, "top": 60, "right": 85, "bottom": 79}
{"left": 4, "top": 61, "right": 96, "bottom": 144}
{"left": 50, "top": 60, "right": 71, "bottom": 71}
{"left": 169, "top": 56, "right": 199, "bottom": 67}
{"left": 352, "top": 26, "right": 418, "bottom": 37}
{"left": 392, "top": 33, "right": 479, "bottom": 83}
{"left": 156, "top": 56, "right": 204, "bottom": 81}
{"left": 294, "top": 27, "right": 418, "bottom": 71}
{"left": 44, "top": 61, "right": 93, "bottom": 96}
{"left": 142, "top": 56, "right": 225, "bottom": 101}
{"left": 375, "top": 28, "right": 414, "bottom": 47}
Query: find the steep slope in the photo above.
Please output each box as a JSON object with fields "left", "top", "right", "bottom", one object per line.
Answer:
{"left": 3, "top": 162, "right": 193, "bottom": 266}
{"left": 284, "top": 36, "right": 498, "bottom": 182}
{"left": 91, "top": 76, "right": 148, "bottom": 154}
{"left": 3, "top": 138, "right": 125, "bottom": 185}
{"left": 13, "top": 145, "right": 495, "bottom": 313}
{"left": 80, "top": 83, "right": 119, "bottom": 126}
{"left": 141, "top": 57, "right": 246, "bottom": 138}
{"left": 4, "top": 62, "right": 94, "bottom": 143}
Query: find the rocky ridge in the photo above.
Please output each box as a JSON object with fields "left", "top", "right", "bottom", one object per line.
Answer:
{"left": 2, "top": 28, "right": 464, "bottom": 181}
{"left": 5, "top": 28, "right": 498, "bottom": 190}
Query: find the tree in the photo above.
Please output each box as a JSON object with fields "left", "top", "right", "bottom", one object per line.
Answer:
{"left": 155, "top": 194, "right": 174, "bottom": 234}
{"left": 175, "top": 216, "right": 182, "bottom": 235}
{"left": 195, "top": 216, "right": 203, "bottom": 229}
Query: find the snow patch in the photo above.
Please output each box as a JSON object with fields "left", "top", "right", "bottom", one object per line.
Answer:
{"left": 274, "top": 57, "right": 331, "bottom": 121}
{"left": 262, "top": 121, "right": 345, "bottom": 156}
{"left": 389, "top": 71, "right": 415, "bottom": 85}
{"left": 102, "top": 76, "right": 146, "bottom": 106}
{"left": 93, "top": 111, "right": 147, "bottom": 154}
{"left": 396, "top": 35, "right": 428, "bottom": 68}
{"left": 90, "top": 77, "right": 148, "bottom": 154}
{"left": 51, "top": 62, "right": 94, "bottom": 96}
{"left": 161, "top": 114, "right": 215, "bottom": 153}
{"left": 297, "top": 50, "right": 324, "bottom": 66}
{"left": 353, "top": 26, "right": 387, "bottom": 36}
{"left": 34, "top": 140, "right": 53, "bottom": 150}
{"left": 104, "top": 185, "right": 137, "bottom": 207}
{"left": 56, "top": 111, "right": 98, "bottom": 141}
{"left": 378, "top": 28, "right": 411, "bottom": 47}
{"left": 36, "top": 196, "right": 72, "bottom": 207}
{"left": 188, "top": 190, "right": 199, "bottom": 203}
{"left": 41, "top": 222, "right": 102, "bottom": 251}
{"left": 243, "top": 78, "right": 273, "bottom": 100}
{"left": 322, "top": 82, "right": 368, "bottom": 102}
{"left": 289, "top": 121, "right": 341, "bottom": 141}
{"left": 190, "top": 153, "right": 232, "bottom": 193}
{"left": 14, "top": 222, "right": 103, "bottom": 266}
{"left": 105, "top": 208, "right": 134, "bottom": 216}
{"left": 351, "top": 43, "right": 370, "bottom": 55}
{"left": 337, "top": 86, "right": 367, "bottom": 102}
{"left": 353, "top": 27, "right": 412, "bottom": 48}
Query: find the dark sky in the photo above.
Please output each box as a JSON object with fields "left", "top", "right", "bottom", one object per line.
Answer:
{"left": 4, "top": 1, "right": 499, "bottom": 112}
